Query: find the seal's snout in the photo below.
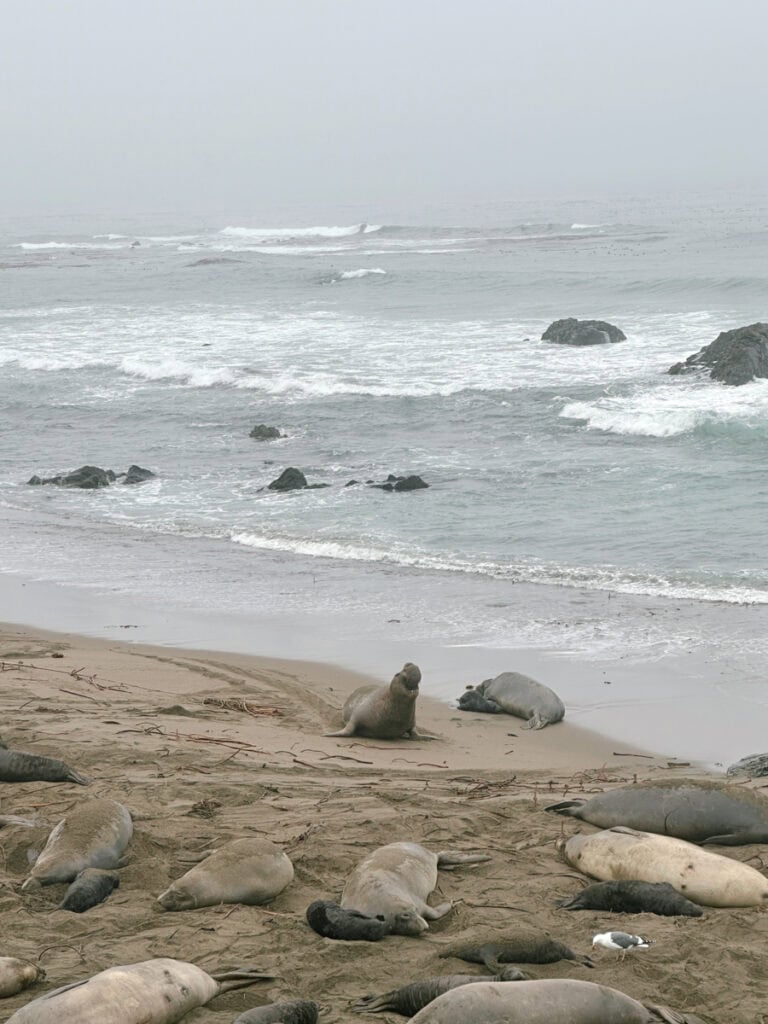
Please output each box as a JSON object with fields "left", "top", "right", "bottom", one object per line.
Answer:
{"left": 399, "top": 663, "right": 421, "bottom": 691}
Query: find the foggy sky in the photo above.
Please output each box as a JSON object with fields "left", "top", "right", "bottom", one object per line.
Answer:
{"left": 2, "top": 0, "right": 767, "bottom": 216}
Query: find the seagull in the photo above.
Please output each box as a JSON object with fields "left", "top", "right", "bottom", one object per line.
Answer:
{"left": 592, "top": 931, "right": 651, "bottom": 961}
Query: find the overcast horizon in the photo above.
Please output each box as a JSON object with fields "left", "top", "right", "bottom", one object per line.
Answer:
{"left": 3, "top": 0, "right": 768, "bottom": 218}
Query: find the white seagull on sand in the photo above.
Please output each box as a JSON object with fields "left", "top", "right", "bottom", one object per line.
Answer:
{"left": 592, "top": 931, "right": 651, "bottom": 961}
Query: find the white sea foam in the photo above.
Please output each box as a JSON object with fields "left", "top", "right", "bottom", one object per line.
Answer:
{"left": 15, "top": 241, "right": 126, "bottom": 250}
{"left": 337, "top": 268, "right": 387, "bottom": 280}
{"left": 93, "top": 233, "right": 128, "bottom": 239}
{"left": 220, "top": 223, "right": 380, "bottom": 240}
{"left": 118, "top": 356, "right": 238, "bottom": 388}
{"left": 570, "top": 223, "right": 605, "bottom": 230}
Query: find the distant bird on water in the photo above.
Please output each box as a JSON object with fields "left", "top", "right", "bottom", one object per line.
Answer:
{"left": 592, "top": 931, "right": 652, "bottom": 961}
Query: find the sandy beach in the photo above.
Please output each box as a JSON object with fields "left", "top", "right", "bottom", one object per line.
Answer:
{"left": 0, "top": 623, "right": 764, "bottom": 1022}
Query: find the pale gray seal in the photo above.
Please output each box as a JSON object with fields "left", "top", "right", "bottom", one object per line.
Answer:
{"left": 562, "top": 826, "right": 768, "bottom": 907}
{"left": 59, "top": 868, "right": 120, "bottom": 913}
{"left": 234, "top": 1000, "right": 319, "bottom": 1023}
{"left": 407, "top": 979, "right": 706, "bottom": 1024}
{"left": 351, "top": 968, "right": 527, "bottom": 1015}
{"left": 5, "top": 959, "right": 271, "bottom": 1023}
{"left": 341, "top": 841, "right": 490, "bottom": 935}
{"left": 157, "top": 838, "right": 293, "bottom": 911}
{"left": 326, "top": 663, "right": 433, "bottom": 740}
{"left": 0, "top": 740, "right": 89, "bottom": 785}
{"left": 305, "top": 899, "right": 391, "bottom": 941}
{"left": 546, "top": 779, "right": 768, "bottom": 844}
{"left": 439, "top": 935, "right": 593, "bottom": 969}
{"left": 0, "top": 958, "right": 45, "bottom": 998}
{"left": 555, "top": 880, "right": 703, "bottom": 916}
{"left": 22, "top": 798, "right": 132, "bottom": 890}
{"left": 457, "top": 671, "right": 564, "bottom": 729}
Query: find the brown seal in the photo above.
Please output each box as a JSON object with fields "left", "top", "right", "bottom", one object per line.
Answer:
{"left": 352, "top": 968, "right": 527, "bottom": 1015}
{"left": 325, "top": 663, "right": 434, "bottom": 740}
{"left": 439, "top": 935, "right": 593, "bottom": 969}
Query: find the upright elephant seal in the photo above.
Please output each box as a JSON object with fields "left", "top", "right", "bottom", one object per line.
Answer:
{"left": 306, "top": 899, "right": 391, "bottom": 941}
{"left": 22, "top": 798, "right": 132, "bottom": 890}
{"left": 439, "top": 935, "right": 593, "bottom": 969}
{"left": 234, "top": 1000, "right": 319, "bottom": 1024}
{"left": 406, "top": 979, "right": 706, "bottom": 1024}
{"left": 0, "top": 958, "right": 45, "bottom": 998}
{"left": 555, "top": 880, "right": 703, "bottom": 917}
{"left": 457, "top": 671, "right": 564, "bottom": 729}
{"left": 0, "top": 740, "right": 89, "bottom": 785}
{"left": 547, "top": 779, "right": 768, "bottom": 844}
{"left": 352, "top": 968, "right": 527, "bottom": 1015}
{"left": 562, "top": 826, "right": 768, "bottom": 907}
{"left": 157, "top": 838, "right": 293, "bottom": 911}
{"left": 5, "top": 959, "right": 271, "bottom": 1024}
{"left": 341, "top": 841, "right": 490, "bottom": 935}
{"left": 326, "top": 663, "right": 433, "bottom": 740}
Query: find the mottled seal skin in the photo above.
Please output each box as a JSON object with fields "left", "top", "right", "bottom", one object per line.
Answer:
{"left": 306, "top": 900, "right": 391, "bottom": 941}
{"left": 233, "top": 1000, "right": 319, "bottom": 1024}
{"left": 157, "top": 838, "right": 293, "bottom": 911}
{"left": 5, "top": 959, "right": 272, "bottom": 1024}
{"left": 22, "top": 798, "right": 132, "bottom": 890}
{"left": 406, "top": 979, "right": 706, "bottom": 1024}
{"left": 341, "top": 842, "right": 490, "bottom": 936}
{"left": 352, "top": 968, "right": 527, "bottom": 1015}
{"left": 59, "top": 868, "right": 120, "bottom": 913}
{"left": 728, "top": 752, "right": 768, "bottom": 777}
{"left": 440, "top": 935, "right": 593, "bottom": 969}
{"left": 556, "top": 880, "right": 704, "bottom": 917}
{"left": 326, "top": 663, "right": 433, "bottom": 740}
{"left": 457, "top": 672, "right": 564, "bottom": 729}
{"left": 562, "top": 826, "right": 768, "bottom": 907}
{"left": 0, "top": 958, "right": 45, "bottom": 998}
{"left": 0, "top": 744, "right": 89, "bottom": 785}
{"left": 547, "top": 779, "right": 768, "bottom": 845}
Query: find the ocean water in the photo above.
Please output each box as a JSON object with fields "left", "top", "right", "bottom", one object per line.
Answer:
{"left": 1, "top": 194, "right": 768, "bottom": 728}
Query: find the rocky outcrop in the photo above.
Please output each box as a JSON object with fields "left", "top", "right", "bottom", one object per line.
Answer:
{"left": 542, "top": 318, "right": 626, "bottom": 346}
{"left": 28, "top": 465, "right": 155, "bottom": 488}
{"left": 267, "top": 467, "right": 329, "bottom": 492}
{"left": 369, "top": 474, "right": 429, "bottom": 492}
{"left": 668, "top": 323, "right": 768, "bottom": 385}
{"left": 249, "top": 424, "right": 285, "bottom": 440}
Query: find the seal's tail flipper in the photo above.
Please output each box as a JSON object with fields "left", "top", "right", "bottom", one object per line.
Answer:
{"left": 643, "top": 1003, "right": 706, "bottom": 1024}
{"left": 436, "top": 851, "right": 492, "bottom": 868}
{"left": 701, "top": 829, "right": 768, "bottom": 846}
{"left": 324, "top": 724, "right": 355, "bottom": 737}
{"left": 543, "top": 800, "right": 586, "bottom": 816}
{"left": 66, "top": 768, "right": 91, "bottom": 785}
{"left": 211, "top": 967, "right": 274, "bottom": 992}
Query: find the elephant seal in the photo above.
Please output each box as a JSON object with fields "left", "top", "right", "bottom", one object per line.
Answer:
{"left": 59, "top": 868, "right": 120, "bottom": 913}
{"left": 562, "top": 826, "right": 768, "bottom": 907}
{"left": 0, "top": 958, "right": 45, "bottom": 998}
{"left": 234, "top": 1001, "right": 319, "bottom": 1024}
{"left": 439, "top": 935, "right": 593, "bottom": 969}
{"left": 728, "top": 752, "right": 768, "bottom": 777}
{"left": 457, "top": 672, "right": 564, "bottom": 729}
{"left": 305, "top": 899, "right": 391, "bottom": 941}
{"left": 157, "top": 838, "right": 293, "bottom": 911}
{"left": 326, "top": 663, "right": 433, "bottom": 739}
{"left": 341, "top": 842, "right": 490, "bottom": 935}
{"left": 22, "top": 798, "right": 132, "bottom": 890}
{"left": 0, "top": 741, "right": 89, "bottom": 785}
{"left": 555, "top": 880, "right": 703, "bottom": 917}
{"left": 406, "top": 979, "right": 706, "bottom": 1024}
{"left": 352, "top": 968, "right": 527, "bottom": 1015}
{"left": 546, "top": 779, "right": 768, "bottom": 844}
{"left": 5, "top": 959, "right": 271, "bottom": 1024}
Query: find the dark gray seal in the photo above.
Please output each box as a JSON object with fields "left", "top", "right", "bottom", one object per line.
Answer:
{"left": 457, "top": 672, "right": 564, "bottom": 729}
{"left": 0, "top": 740, "right": 89, "bottom": 785}
{"left": 546, "top": 779, "right": 768, "bottom": 844}
{"left": 326, "top": 663, "right": 434, "bottom": 740}
{"left": 352, "top": 968, "right": 527, "bottom": 1015}
{"left": 555, "top": 880, "right": 703, "bottom": 917}
{"left": 59, "top": 868, "right": 120, "bottom": 913}
{"left": 727, "top": 752, "right": 768, "bottom": 777}
{"left": 234, "top": 1000, "right": 319, "bottom": 1024}
{"left": 439, "top": 935, "right": 593, "bottom": 969}
{"left": 305, "top": 900, "right": 391, "bottom": 941}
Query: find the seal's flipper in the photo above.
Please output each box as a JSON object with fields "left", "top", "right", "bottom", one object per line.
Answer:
{"left": 544, "top": 799, "right": 587, "bottom": 816}
{"left": 66, "top": 768, "right": 91, "bottom": 785}
{"left": 701, "top": 829, "right": 768, "bottom": 846}
{"left": 211, "top": 967, "right": 274, "bottom": 992}
{"left": 436, "top": 851, "right": 492, "bottom": 868}
{"left": 324, "top": 723, "right": 356, "bottom": 737}
{"left": 422, "top": 901, "right": 453, "bottom": 921}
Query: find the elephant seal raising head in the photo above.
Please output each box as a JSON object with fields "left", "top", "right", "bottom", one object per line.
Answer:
{"left": 326, "top": 663, "right": 433, "bottom": 740}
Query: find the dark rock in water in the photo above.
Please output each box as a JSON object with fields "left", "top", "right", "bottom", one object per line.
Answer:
{"left": 542, "top": 318, "right": 626, "bottom": 346}
{"left": 668, "top": 322, "right": 768, "bottom": 385}
{"left": 727, "top": 752, "right": 768, "bottom": 777}
{"left": 249, "top": 424, "right": 285, "bottom": 440}
{"left": 370, "top": 474, "right": 429, "bottom": 492}
{"left": 28, "top": 465, "right": 153, "bottom": 488}
{"left": 189, "top": 256, "right": 243, "bottom": 267}
{"left": 268, "top": 467, "right": 308, "bottom": 491}
{"left": 120, "top": 465, "right": 156, "bottom": 485}
{"left": 345, "top": 479, "right": 359, "bottom": 486}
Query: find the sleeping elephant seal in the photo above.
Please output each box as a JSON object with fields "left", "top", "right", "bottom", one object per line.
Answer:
{"left": 234, "top": 1000, "right": 319, "bottom": 1024}
{"left": 439, "top": 935, "right": 593, "bottom": 969}
{"left": 157, "top": 838, "right": 293, "bottom": 910}
{"left": 59, "top": 868, "right": 120, "bottom": 913}
{"left": 22, "top": 799, "right": 132, "bottom": 890}
{"left": 341, "top": 842, "right": 490, "bottom": 935}
{"left": 555, "top": 880, "right": 703, "bottom": 917}
{"left": 326, "top": 663, "right": 433, "bottom": 740}
{"left": 0, "top": 958, "right": 45, "bottom": 998}
{"left": 406, "top": 979, "right": 706, "bottom": 1024}
{"left": 457, "top": 672, "right": 564, "bottom": 729}
{"left": 562, "top": 826, "right": 768, "bottom": 907}
{"left": 0, "top": 740, "right": 89, "bottom": 785}
{"left": 305, "top": 899, "right": 391, "bottom": 941}
{"left": 5, "top": 959, "right": 271, "bottom": 1024}
{"left": 352, "top": 968, "right": 527, "bottom": 1016}
{"left": 547, "top": 779, "right": 768, "bottom": 844}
